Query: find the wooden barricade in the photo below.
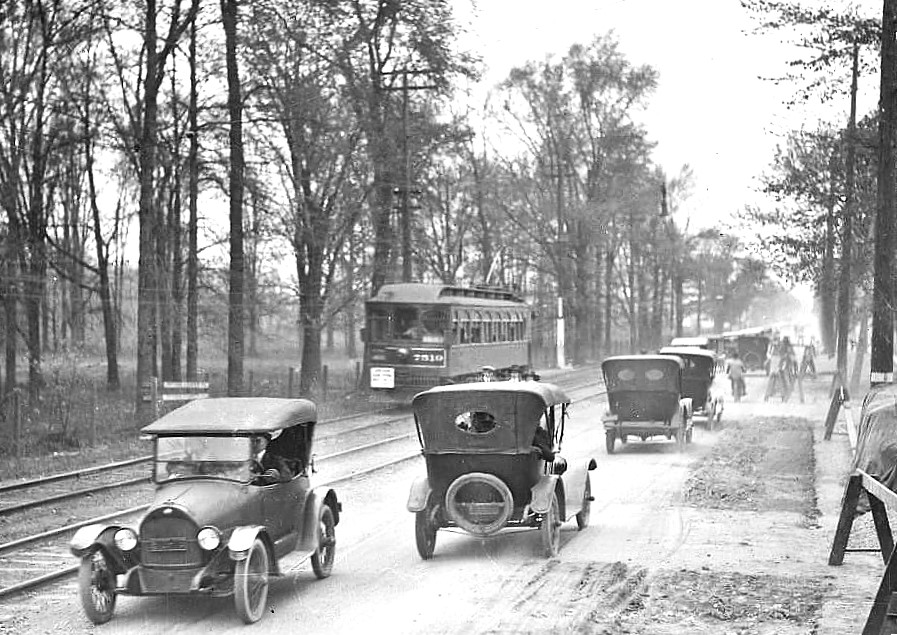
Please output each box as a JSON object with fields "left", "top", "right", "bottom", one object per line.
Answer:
{"left": 142, "top": 376, "right": 210, "bottom": 420}
{"left": 824, "top": 385, "right": 850, "bottom": 441}
{"left": 829, "top": 469, "right": 897, "bottom": 634}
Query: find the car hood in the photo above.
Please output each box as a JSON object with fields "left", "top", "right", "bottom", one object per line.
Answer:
{"left": 148, "top": 480, "right": 252, "bottom": 528}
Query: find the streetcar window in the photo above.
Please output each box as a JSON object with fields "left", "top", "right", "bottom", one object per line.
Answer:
{"left": 369, "top": 306, "right": 391, "bottom": 340}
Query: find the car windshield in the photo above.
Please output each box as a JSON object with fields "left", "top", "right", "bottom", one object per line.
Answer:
{"left": 153, "top": 435, "right": 252, "bottom": 483}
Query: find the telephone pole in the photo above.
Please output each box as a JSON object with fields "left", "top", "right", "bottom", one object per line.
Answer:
{"left": 381, "top": 69, "right": 436, "bottom": 282}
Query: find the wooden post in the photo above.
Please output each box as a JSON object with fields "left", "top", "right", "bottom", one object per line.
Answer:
{"left": 151, "top": 377, "right": 160, "bottom": 421}
{"left": 829, "top": 473, "right": 863, "bottom": 565}
{"left": 13, "top": 390, "right": 22, "bottom": 460}
{"left": 871, "top": 494, "right": 896, "bottom": 565}
{"left": 322, "top": 365, "right": 329, "bottom": 399}
{"left": 248, "top": 371, "right": 254, "bottom": 397}
{"left": 288, "top": 367, "right": 295, "bottom": 398}
{"left": 824, "top": 386, "right": 847, "bottom": 440}
{"left": 90, "top": 382, "right": 97, "bottom": 446}
{"left": 355, "top": 361, "right": 361, "bottom": 389}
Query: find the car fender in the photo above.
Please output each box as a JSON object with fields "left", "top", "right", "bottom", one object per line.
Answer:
{"left": 227, "top": 525, "right": 267, "bottom": 561}
{"left": 406, "top": 476, "right": 431, "bottom": 512}
{"left": 70, "top": 523, "right": 133, "bottom": 573}
{"left": 530, "top": 474, "right": 565, "bottom": 518}
{"left": 297, "top": 487, "right": 340, "bottom": 553}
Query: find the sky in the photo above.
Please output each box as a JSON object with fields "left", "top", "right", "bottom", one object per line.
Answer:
{"left": 456, "top": 0, "right": 881, "bottom": 233}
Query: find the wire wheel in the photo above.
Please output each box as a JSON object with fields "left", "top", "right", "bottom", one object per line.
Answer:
{"left": 78, "top": 550, "right": 117, "bottom": 625}
{"left": 234, "top": 538, "right": 270, "bottom": 624}
{"left": 312, "top": 505, "right": 336, "bottom": 579}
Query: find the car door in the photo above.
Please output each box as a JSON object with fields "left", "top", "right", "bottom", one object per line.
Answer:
{"left": 258, "top": 475, "right": 309, "bottom": 557}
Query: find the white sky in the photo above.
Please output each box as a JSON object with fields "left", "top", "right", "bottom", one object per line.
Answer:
{"left": 457, "top": 0, "right": 881, "bottom": 232}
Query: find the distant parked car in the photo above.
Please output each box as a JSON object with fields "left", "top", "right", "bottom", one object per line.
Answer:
{"left": 70, "top": 398, "right": 341, "bottom": 625}
{"left": 407, "top": 381, "right": 596, "bottom": 559}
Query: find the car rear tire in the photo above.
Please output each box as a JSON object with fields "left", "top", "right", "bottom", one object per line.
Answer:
{"left": 541, "top": 491, "right": 561, "bottom": 557}
{"left": 605, "top": 431, "right": 615, "bottom": 454}
{"left": 234, "top": 537, "right": 270, "bottom": 624}
{"left": 78, "top": 550, "right": 117, "bottom": 625}
{"left": 576, "top": 478, "right": 591, "bottom": 530}
{"left": 415, "top": 509, "right": 437, "bottom": 559}
{"left": 311, "top": 505, "right": 336, "bottom": 579}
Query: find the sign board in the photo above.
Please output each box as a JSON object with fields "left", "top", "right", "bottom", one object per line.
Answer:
{"left": 370, "top": 367, "right": 395, "bottom": 389}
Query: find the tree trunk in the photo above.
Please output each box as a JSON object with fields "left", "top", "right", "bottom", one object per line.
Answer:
{"left": 836, "top": 40, "right": 859, "bottom": 383}
{"left": 819, "top": 147, "right": 838, "bottom": 356}
{"left": 85, "top": 103, "right": 120, "bottom": 391}
{"left": 186, "top": 0, "right": 200, "bottom": 381}
{"left": 136, "top": 0, "right": 162, "bottom": 418}
{"left": 222, "top": 0, "right": 245, "bottom": 396}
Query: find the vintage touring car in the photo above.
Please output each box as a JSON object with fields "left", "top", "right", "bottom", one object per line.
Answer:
{"left": 659, "top": 346, "right": 723, "bottom": 431}
{"left": 70, "top": 398, "right": 341, "bottom": 625}
{"left": 407, "top": 381, "right": 596, "bottom": 559}
{"left": 601, "top": 355, "right": 694, "bottom": 454}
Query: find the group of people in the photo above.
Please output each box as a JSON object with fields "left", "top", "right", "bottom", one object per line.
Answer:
{"left": 724, "top": 336, "right": 817, "bottom": 400}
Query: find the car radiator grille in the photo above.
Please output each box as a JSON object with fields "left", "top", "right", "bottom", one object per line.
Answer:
{"left": 140, "top": 513, "right": 202, "bottom": 567}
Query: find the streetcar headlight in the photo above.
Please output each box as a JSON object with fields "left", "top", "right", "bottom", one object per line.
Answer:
{"left": 197, "top": 526, "right": 221, "bottom": 551}
{"left": 114, "top": 528, "right": 138, "bottom": 551}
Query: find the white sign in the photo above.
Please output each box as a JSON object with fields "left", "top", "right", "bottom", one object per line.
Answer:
{"left": 370, "top": 367, "right": 395, "bottom": 389}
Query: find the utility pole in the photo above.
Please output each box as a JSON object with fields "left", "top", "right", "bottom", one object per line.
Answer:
{"left": 871, "top": 1, "right": 897, "bottom": 385}
{"left": 381, "top": 69, "right": 436, "bottom": 282}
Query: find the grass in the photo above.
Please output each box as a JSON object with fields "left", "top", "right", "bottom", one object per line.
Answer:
{"left": 0, "top": 340, "right": 366, "bottom": 480}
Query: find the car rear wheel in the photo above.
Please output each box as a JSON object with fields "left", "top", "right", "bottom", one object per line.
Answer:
{"left": 605, "top": 431, "right": 615, "bottom": 454}
{"left": 234, "top": 537, "right": 270, "bottom": 624}
{"left": 78, "top": 549, "right": 117, "bottom": 625}
{"left": 311, "top": 505, "right": 336, "bottom": 579}
{"left": 415, "top": 509, "right": 437, "bottom": 559}
{"left": 576, "top": 478, "right": 591, "bottom": 530}
{"left": 540, "top": 491, "right": 561, "bottom": 557}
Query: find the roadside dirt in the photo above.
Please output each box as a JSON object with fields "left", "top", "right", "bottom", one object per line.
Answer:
{"left": 442, "top": 375, "right": 881, "bottom": 635}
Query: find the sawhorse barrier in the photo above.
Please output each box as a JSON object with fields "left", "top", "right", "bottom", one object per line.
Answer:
{"left": 829, "top": 469, "right": 897, "bottom": 634}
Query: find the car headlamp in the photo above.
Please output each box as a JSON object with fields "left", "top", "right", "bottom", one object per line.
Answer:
{"left": 114, "top": 527, "right": 138, "bottom": 551}
{"left": 197, "top": 526, "right": 221, "bottom": 551}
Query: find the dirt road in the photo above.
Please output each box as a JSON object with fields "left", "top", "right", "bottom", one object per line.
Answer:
{"left": 4, "top": 371, "right": 885, "bottom": 634}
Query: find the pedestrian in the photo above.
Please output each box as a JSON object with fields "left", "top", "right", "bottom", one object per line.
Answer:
{"left": 726, "top": 351, "right": 746, "bottom": 401}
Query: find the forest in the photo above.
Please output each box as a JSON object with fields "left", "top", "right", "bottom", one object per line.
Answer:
{"left": 0, "top": 0, "right": 828, "bottom": 439}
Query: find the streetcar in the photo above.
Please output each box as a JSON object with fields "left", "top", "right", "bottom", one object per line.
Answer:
{"left": 361, "top": 283, "right": 533, "bottom": 399}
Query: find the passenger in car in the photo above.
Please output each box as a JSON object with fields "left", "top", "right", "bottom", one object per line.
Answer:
{"left": 532, "top": 424, "right": 555, "bottom": 462}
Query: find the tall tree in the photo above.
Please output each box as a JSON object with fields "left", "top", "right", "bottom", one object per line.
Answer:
{"left": 221, "top": 0, "right": 245, "bottom": 396}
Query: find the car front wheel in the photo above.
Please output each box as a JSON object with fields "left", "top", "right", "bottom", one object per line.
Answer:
{"left": 78, "top": 549, "right": 117, "bottom": 625}
{"left": 311, "top": 505, "right": 336, "bottom": 579}
{"left": 234, "top": 537, "right": 270, "bottom": 624}
{"left": 540, "top": 491, "right": 561, "bottom": 557}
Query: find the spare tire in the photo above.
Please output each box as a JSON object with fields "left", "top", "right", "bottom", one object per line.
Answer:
{"left": 445, "top": 472, "right": 514, "bottom": 536}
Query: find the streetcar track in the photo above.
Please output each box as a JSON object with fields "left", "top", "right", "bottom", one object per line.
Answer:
{"left": 0, "top": 372, "right": 604, "bottom": 602}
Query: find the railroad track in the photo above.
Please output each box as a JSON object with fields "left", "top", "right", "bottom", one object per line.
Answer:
{"left": 0, "top": 370, "right": 605, "bottom": 603}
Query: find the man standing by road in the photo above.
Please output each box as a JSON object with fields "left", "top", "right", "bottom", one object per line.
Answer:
{"left": 726, "top": 351, "right": 746, "bottom": 401}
